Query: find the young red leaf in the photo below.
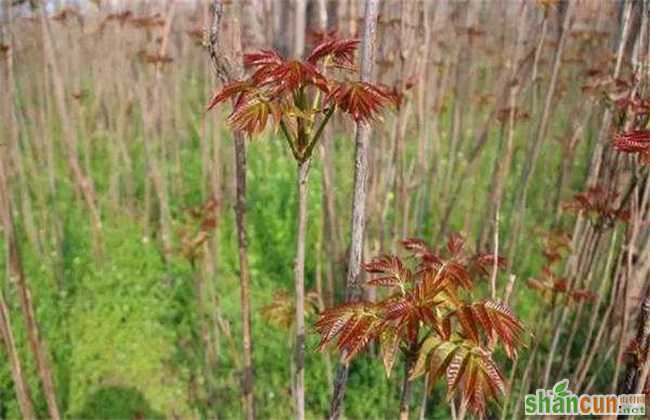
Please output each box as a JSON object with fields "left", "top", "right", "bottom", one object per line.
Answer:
{"left": 446, "top": 348, "right": 471, "bottom": 396}
{"left": 569, "top": 289, "right": 598, "bottom": 303}
{"left": 307, "top": 37, "right": 360, "bottom": 69}
{"left": 380, "top": 327, "right": 400, "bottom": 377}
{"left": 447, "top": 232, "right": 465, "bottom": 256}
{"left": 326, "top": 81, "right": 395, "bottom": 123}
{"left": 363, "top": 255, "right": 411, "bottom": 287}
{"left": 448, "top": 300, "right": 524, "bottom": 359}
{"left": 314, "top": 302, "right": 381, "bottom": 360}
{"left": 402, "top": 237, "right": 435, "bottom": 258}
{"left": 563, "top": 186, "right": 629, "bottom": 221}
{"left": 226, "top": 98, "right": 280, "bottom": 135}
{"left": 471, "top": 253, "right": 508, "bottom": 276}
{"left": 441, "top": 263, "right": 473, "bottom": 290}
{"left": 206, "top": 80, "right": 254, "bottom": 111}
{"left": 445, "top": 347, "right": 506, "bottom": 414}
{"left": 244, "top": 49, "right": 283, "bottom": 69}
{"left": 256, "top": 59, "right": 329, "bottom": 94}
{"left": 613, "top": 130, "right": 650, "bottom": 164}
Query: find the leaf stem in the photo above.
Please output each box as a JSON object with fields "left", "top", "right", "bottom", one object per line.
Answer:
{"left": 301, "top": 106, "right": 335, "bottom": 162}
{"left": 280, "top": 118, "right": 301, "bottom": 161}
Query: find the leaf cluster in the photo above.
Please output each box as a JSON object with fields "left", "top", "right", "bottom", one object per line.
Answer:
{"left": 526, "top": 229, "right": 597, "bottom": 303}
{"left": 613, "top": 130, "right": 650, "bottom": 165}
{"left": 261, "top": 289, "right": 322, "bottom": 330}
{"left": 207, "top": 36, "right": 396, "bottom": 162}
{"left": 562, "top": 186, "right": 630, "bottom": 224}
{"left": 177, "top": 198, "right": 219, "bottom": 266}
{"left": 315, "top": 235, "right": 525, "bottom": 414}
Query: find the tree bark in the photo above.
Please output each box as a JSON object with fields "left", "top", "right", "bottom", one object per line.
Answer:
{"left": 39, "top": 1, "right": 102, "bottom": 247}
{"left": 399, "top": 355, "right": 415, "bottom": 420}
{"left": 0, "top": 136, "right": 60, "bottom": 420}
{"left": 479, "top": 1, "right": 528, "bottom": 251}
{"left": 294, "top": 0, "right": 307, "bottom": 58}
{"left": 294, "top": 158, "right": 311, "bottom": 420}
{"left": 314, "top": 0, "right": 337, "bottom": 309}
{"left": 0, "top": 291, "right": 35, "bottom": 419}
{"left": 241, "top": 0, "right": 265, "bottom": 50}
{"left": 328, "top": 1, "right": 380, "bottom": 418}
{"left": 586, "top": 0, "right": 634, "bottom": 186}
{"left": 233, "top": 133, "right": 255, "bottom": 420}
{"left": 208, "top": 2, "right": 254, "bottom": 419}
{"left": 506, "top": 1, "right": 574, "bottom": 266}
{"left": 321, "top": 129, "right": 340, "bottom": 308}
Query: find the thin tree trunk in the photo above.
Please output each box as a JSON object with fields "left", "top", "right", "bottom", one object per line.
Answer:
{"left": 39, "top": 2, "right": 102, "bottom": 247}
{"left": 0, "top": 138, "right": 61, "bottom": 420}
{"left": 0, "top": 291, "right": 35, "bottom": 419}
{"left": 479, "top": 1, "right": 528, "bottom": 251}
{"left": 294, "top": 158, "right": 310, "bottom": 420}
{"left": 399, "top": 354, "right": 415, "bottom": 420}
{"left": 507, "top": 1, "right": 574, "bottom": 265}
{"left": 321, "top": 130, "right": 340, "bottom": 307}
{"left": 329, "top": 1, "right": 380, "bottom": 418}
{"left": 618, "top": 286, "right": 650, "bottom": 395}
{"left": 241, "top": 0, "right": 265, "bottom": 49}
{"left": 440, "top": 1, "right": 478, "bottom": 210}
{"left": 315, "top": 0, "right": 337, "bottom": 309}
{"left": 552, "top": 116, "right": 588, "bottom": 225}
{"left": 436, "top": 49, "right": 535, "bottom": 242}
{"left": 294, "top": 0, "right": 306, "bottom": 58}
{"left": 154, "top": 1, "right": 177, "bottom": 258}
{"left": 418, "top": 372, "right": 429, "bottom": 420}
{"left": 208, "top": 2, "right": 254, "bottom": 419}
{"left": 192, "top": 261, "right": 217, "bottom": 410}
{"left": 530, "top": 11, "right": 548, "bottom": 119}
{"left": 611, "top": 192, "right": 642, "bottom": 393}
{"left": 572, "top": 230, "right": 618, "bottom": 388}
{"left": 234, "top": 132, "right": 255, "bottom": 420}
{"left": 2, "top": 19, "right": 39, "bottom": 252}
{"left": 586, "top": 0, "right": 634, "bottom": 186}
{"left": 390, "top": 0, "right": 418, "bottom": 240}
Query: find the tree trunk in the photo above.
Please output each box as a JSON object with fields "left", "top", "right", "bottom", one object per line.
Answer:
{"left": 208, "top": 2, "right": 254, "bottom": 419}
{"left": 321, "top": 130, "right": 340, "bottom": 307}
{"left": 294, "top": 158, "right": 311, "bottom": 420}
{"left": 328, "top": 1, "right": 380, "bottom": 418}
{"left": 241, "top": 0, "right": 265, "bottom": 50}
{"left": 0, "top": 291, "right": 35, "bottom": 419}
{"left": 154, "top": 1, "right": 177, "bottom": 258}
{"left": 585, "top": 0, "right": 634, "bottom": 186}
{"left": 234, "top": 134, "right": 255, "bottom": 420}
{"left": 294, "top": 0, "right": 306, "bottom": 58}
{"left": 314, "top": 0, "right": 337, "bottom": 309}
{"left": 418, "top": 371, "right": 429, "bottom": 420}
{"left": 0, "top": 137, "right": 60, "bottom": 420}
{"left": 399, "top": 355, "right": 415, "bottom": 420}
{"left": 506, "top": 1, "right": 574, "bottom": 266}
{"left": 39, "top": 2, "right": 102, "bottom": 247}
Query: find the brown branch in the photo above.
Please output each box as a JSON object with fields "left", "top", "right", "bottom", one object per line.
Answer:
{"left": 207, "top": 2, "right": 254, "bottom": 419}
{"left": 329, "top": 1, "right": 380, "bottom": 418}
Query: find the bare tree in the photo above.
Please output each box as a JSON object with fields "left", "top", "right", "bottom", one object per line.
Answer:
{"left": 0, "top": 140, "right": 60, "bottom": 420}
{"left": 0, "top": 46, "right": 38, "bottom": 413}
{"left": 208, "top": 2, "right": 254, "bottom": 419}
{"left": 329, "top": 1, "right": 380, "bottom": 418}
{"left": 507, "top": 1, "right": 575, "bottom": 265}
{"left": 39, "top": 1, "right": 102, "bottom": 249}
{"left": 0, "top": 291, "right": 35, "bottom": 419}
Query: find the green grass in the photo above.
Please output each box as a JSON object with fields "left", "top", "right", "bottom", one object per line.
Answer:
{"left": 0, "top": 66, "right": 613, "bottom": 419}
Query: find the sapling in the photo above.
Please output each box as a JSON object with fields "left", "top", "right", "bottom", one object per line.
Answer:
{"left": 316, "top": 234, "right": 525, "bottom": 419}
{"left": 208, "top": 35, "right": 396, "bottom": 419}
